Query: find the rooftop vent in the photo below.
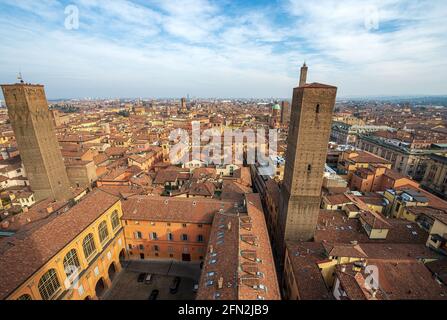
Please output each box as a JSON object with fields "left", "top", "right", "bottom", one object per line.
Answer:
{"left": 241, "top": 234, "right": 258, "bottom": 246}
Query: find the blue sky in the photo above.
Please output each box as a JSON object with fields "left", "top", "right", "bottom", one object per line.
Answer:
{"left": 0, "top": 0, "right": 446, "bottom": 99}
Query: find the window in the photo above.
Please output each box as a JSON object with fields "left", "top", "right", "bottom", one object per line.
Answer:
{"left": 139, "top": 244, "right": 144, "bottom": 250}
{"left": 111, "top": 210, "right": 120, "bottom": 230}
{"left": 17, "top": 294, "right": 32, "bottom": 300}
{"left": 150, "top": 232, "right": 158, "bottom": 240}
{"left": 167, "top": 233, "right": 174, "bottom": 241}
{"left": 197, "top": 235, "right": 204, "bottom": 243}
{"left": 181, "top": 234, "right": 188, "bottom": 241}
{"left": 182, "top": 223, "right": 187, "bottom": 228}
{"left": 198, "top": 224, "right": 203, "bottom": 228}
{"left": 98, "top": 221, "right": 109, "bottom": 244}
{"left": 154, "top": 245, "right": 159, "bottom": 252}
{"left": 307, "top": 164, "right": 312, "bottom": 172}
{"left": 82, "top": 233, "right": 96, "bottom": 260}
{"left": 63, "top": 249, "right": 81, "bottom": 280}
{"left": 38, "top": 269, "right": 61, "bottom": 300}
{"left": 135, "top": 231, "right": 142, "bottom": 239}
{"left": 316, "top": 104, "right": 320, "bottom": 113}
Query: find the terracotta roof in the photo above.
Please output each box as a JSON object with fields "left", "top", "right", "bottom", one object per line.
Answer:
{"left": 396, "top": 184, "right": 447, "bottom": 210}
{"left": 286, "top": 242, "right": 333, "bottom": 300}
{"left": 121, "top": 196, "right": 237, "bottom": 224}
{"left": 188, "top": 181, "right": 216, "bottom": 197}
{"left": 324, "top": 193, "right": 352, "bottom": 205}
{"left": 303, "top": 83, "right": 337, "bottom": 89}
{"left": 359, "top": 210, "right": 391, "bottom": 229}
{"left": 153, "top": 170, "right": 180, "bottom": 184}
{"left": 322, "top": 243, "right": 368, "bottom": 258}
{"left": 315, "top": 209, "right": 429, "bottom": 244}
{"left": 336, "top": 260, "right": 447, "bottom": 300}
{"left": 197, "top": 194, "right": 280, "bottom": 300}
{"left": 426, "top": 259, "right": 447, "bottom": 285}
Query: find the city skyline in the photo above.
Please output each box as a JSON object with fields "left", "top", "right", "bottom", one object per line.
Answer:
{"left": 1, "top": 0, "right": 447, "bottom": 100}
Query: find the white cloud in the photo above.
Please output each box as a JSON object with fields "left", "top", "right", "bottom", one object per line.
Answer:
{"left": 0, "top": 0, "right": 446, "bottom": 98}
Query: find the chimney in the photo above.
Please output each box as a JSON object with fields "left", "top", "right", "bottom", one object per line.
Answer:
{"left": 209, "top": 245, "right": 214, "bottom": 253}
{"left": 299, "top": 62, "right": 308, "bottom": 87}
{"left": 46, "top": 206, "right": 54, "bottom": 214}
{"left": 23, "top": 207, "right": 29, "bottom": 213}
{"left": 218, "top": 277, "right": 224, "bottom": 289}
{"left": 341, "top": 265, "right": 347, "bottom": 272}
{"left": 227, "top": 222, "right": 232, "bottom": 231}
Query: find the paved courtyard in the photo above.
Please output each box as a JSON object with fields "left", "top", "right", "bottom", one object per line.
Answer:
{"left": 104, "top": 260, "right": 201, "bottom": 300}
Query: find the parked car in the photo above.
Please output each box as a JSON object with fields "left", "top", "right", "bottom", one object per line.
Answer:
{"left": 145, "top": 274, "right": 153, "bottom": 284}
{"left": 148, "top": 289, "right": 159, "bottom": 300}
{"left": 169, "top": 277, "right": 181, "bottom": 294}
{"left": 137, "top": 273, "right": 147, "bottom": 282}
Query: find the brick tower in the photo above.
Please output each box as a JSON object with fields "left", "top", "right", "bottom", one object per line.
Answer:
{"left": 1, "top": 82, "right": 72, "bottom": 201}
{"left": 278, "top": 64, "right": 337, "bottom": 246}
{"left": 181, "top": 97, "right": 187, "bottom": 112}
{"left": 280, "top": 100, "right": 291, "bottom": 124}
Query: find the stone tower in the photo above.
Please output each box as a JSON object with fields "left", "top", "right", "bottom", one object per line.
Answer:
{"left": 270, "top": 102, "right": 281, "bottom": 129}
{"left": 181, "top": 97, "right": 187, "bottom": 112}
{"left": 1, "top": 82, "right": 72, "bottom": 201}
{"left": 280, "top": 100, "right": 291, "bottom": 124}
{"left": 299, "top": 62, "right": 308, "bottom": 87}
{"left": 278, "top": 64, "right": 337, "bottom": 246}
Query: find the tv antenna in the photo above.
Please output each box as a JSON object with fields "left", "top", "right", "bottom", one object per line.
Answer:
{"left": 17, "top": 72, "right": 24, "bottom": 84}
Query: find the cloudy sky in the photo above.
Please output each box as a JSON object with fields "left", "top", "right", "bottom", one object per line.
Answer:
{"left": 0, "top": 0, "right": 446, "bottom": 99}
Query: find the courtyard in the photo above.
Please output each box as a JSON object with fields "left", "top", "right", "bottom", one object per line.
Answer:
{"left": 104, "top": 260, "right": 202, "bottom": 300}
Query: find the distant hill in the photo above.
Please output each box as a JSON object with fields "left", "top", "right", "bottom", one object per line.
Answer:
{"left": 339, "top": 95, "right": 447, "bottom": 107}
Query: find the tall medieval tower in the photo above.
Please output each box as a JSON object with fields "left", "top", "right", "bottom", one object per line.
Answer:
{"left": 277, "top": 64, "right": 337, "bottom": 246}
{"left": 1, "top": 82, "right": 72, "bottom": 201}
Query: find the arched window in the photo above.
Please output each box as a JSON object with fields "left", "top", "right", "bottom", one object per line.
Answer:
{"left": 63, "top": 249, "right": 81, "bottom": 280}
{"left": 17, "top": 294, "right": 32, "bottom": 300}
{"left": 111, "top": 210, "right": 120, "bottom": 230}
{"left": 82, "top": 233, "right": 97, "bottom": 260}
{"left": 98, "top": 221, "right": 109, "bottom": 244}
{"left": 316, "top": 104, "right": 320, "bottom": 113}
{"left": 38, "top": 269, "right": 61, "bottom": 300}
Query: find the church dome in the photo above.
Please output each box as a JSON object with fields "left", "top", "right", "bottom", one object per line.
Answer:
{"left": 272, "top": 103, "right": 281, "bottom": 110}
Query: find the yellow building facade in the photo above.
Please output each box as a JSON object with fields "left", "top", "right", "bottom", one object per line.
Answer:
{"left": 5, "top": 199, "right": 126, "bottom": 300}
